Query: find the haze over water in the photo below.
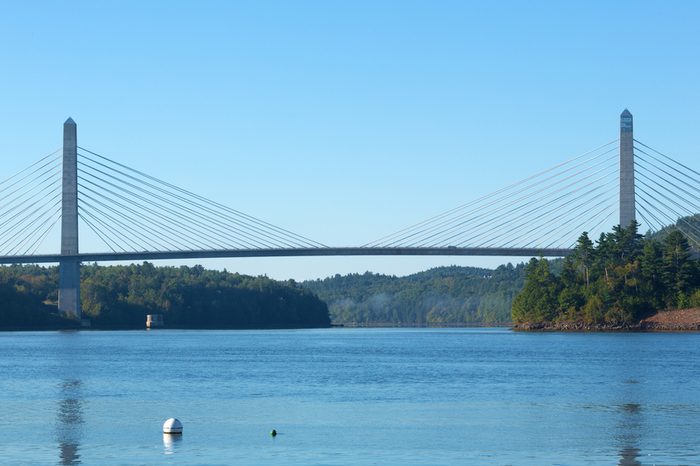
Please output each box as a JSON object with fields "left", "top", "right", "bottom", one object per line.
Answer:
{"left": 1, "top": 328, "right": 699, "bottom": 465}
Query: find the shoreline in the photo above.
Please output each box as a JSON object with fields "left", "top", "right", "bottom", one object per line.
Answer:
{"left": 5, "top": 308, "right": 700, "bottom": 332}
{"left": 513, "top": 307, "right": 700, "bottom": 332}
{"left": 332, "top": 322, "right": 511, "bottom": 328}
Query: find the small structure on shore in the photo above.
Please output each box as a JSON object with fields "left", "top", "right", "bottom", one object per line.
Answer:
{"left": 146, "top": 314, "right": 164, "bottom": 329}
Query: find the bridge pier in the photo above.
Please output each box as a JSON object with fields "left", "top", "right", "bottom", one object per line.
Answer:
{"left": 619, "top": 109, "right": 635, "bottom": 228}
{"left": 58, "top": 118, "right": 81, "bottom": 319}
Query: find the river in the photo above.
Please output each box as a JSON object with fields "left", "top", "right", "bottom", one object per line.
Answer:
{"left": 0, "top": 328, "right": 699, "bottom": 465}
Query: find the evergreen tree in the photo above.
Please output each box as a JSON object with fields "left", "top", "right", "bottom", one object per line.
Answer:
{"left": 573, "top": 232, "right": 594, "bottom": 288}
{"left": 662, "top": 230, "right": 695, "bottom": 306}
{"left": 512, "top": 258, "right": 560, "bottom": 323}
{"left": 513, "top": 221, "right": 700, "bottom": 326}
{"left": 639, "top": 240, "right": 664, "bottom": 309}
{"left": 558, "top": 256, "right": 584, "bottom": 319}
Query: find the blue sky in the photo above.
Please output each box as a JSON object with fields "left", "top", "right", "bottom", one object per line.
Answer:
{"left": 1, "top": 1, "right": 698, "bottom": 280}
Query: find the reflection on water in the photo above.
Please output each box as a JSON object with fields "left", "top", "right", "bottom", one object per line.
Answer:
{"left": 618, "top": 447, "right": 641, "bottom": 466}
{"left": 163, "top": 433, "right": 183, "bottom": 455}
{"left": 57, "top": 379, "right": 84, "bottom": 465}
{"left": 617, "top": 383, "right": 643, "bottom": 466}
{"left": 621, "top": 403, "right": 641, "bottom": 414}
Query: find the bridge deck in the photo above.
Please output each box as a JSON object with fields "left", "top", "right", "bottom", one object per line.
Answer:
{"left": 0, "top": 247, "right": 573, "bottom": 264}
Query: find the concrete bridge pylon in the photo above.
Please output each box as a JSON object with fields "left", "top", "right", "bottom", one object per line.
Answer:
{"left": 619, "top": 109, "right": 635, "bottom": 228}
{"left": 58, "top": 118, "right": 81, "bottom": 319}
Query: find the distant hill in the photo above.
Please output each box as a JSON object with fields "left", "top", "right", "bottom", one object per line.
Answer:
{"left": 303, "top": 264, "right": 526, "bottom": 326}
{"left": 650, "top": 214, "right": 700, "bottom": 256}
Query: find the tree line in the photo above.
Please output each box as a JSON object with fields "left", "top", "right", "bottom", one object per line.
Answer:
{"left": 303, "top": 264, "right": 525, "bottom": 325}
{"left": 512, "top": 223, "right": 700, "bottom": 326}
{"left": 0, "top": 263, "right": 330, "bottom": 329}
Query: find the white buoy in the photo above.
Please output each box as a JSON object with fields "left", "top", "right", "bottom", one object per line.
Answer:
{"left": 163, "top": 418, "right": 183, "bottom": 434}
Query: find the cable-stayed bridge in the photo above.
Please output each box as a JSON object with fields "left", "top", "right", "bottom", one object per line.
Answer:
{"left": 1, "top": 110, "right": 698, "bottom": 319}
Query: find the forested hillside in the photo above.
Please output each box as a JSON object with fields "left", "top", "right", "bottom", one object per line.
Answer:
{"left": 513, "top": 222, "right": 700, "bottom": 327}
{"left": 0, "top": 263, "right": 330, "bottom": 329}
{"left": 0, "top": 265, "right": 71, "bottom": 329}
{"left": 303, "top": 264, "right": 525, "bottom": 325}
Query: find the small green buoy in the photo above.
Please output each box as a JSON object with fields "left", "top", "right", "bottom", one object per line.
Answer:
{"left": 270, "top": 429, "right": 277, "bottom": 437}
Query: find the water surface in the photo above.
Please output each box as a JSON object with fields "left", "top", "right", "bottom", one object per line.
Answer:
{"left": 1, "top": 328, "right": 699, "bottom": 465}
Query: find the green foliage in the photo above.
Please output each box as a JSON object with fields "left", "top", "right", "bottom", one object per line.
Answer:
{"left": 0, "top": 265, "right": 74, "bottom": 329}
{"left": 511, "top": 258, "right": 560, "bottom": 323}
{"left": 303, "top": 264, "right": 525, "bottom": 325}
{"left": 690, "top": 289, "right": 700, "bottom": 307}
{"left": 661, "top": 230, "right": 697, "bottom": 307}
{"left": 581, "top": 292, "right": 605, "bottom": 324}
{"left": 0, "top": 263, "right": 330, "bottom": 330}
{"left": 512, "top": 219, "right": 700, "bottom": 325}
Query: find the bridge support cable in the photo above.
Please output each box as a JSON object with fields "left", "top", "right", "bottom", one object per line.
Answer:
{"left": 400, "top": 150, "right": 618, "bottom": 249}
{"left": 25, "top": 207, "right": 62, "bottom": 256}
{"left": 78, "top": 211, "right": 119, "bottom": 253}
{"left": 633, "top": 170, "right": 698, "bottom": 212}
{"left": 636, "top": 194, "right": 700, "bottom": 247}
{"left": 0, "top": 150, "right": 63, "bottom": 256}
{"left": 526, "top": 185, "right": 618, "bottom": 248}
{"left": 462, "top": 175, "right": 617, "bottom": 249}
{"left": 376, "top": 145, "right": 618, "bottom": 249}
{"left": 0, "top": 175, "right": 61, "bottom": 234}
{"left": 634, "top": 180, "right": 700, "bottom": 248}
{"left": 635, "top": 207, "right": 662, "bottom": 233}
{"left": 634, "top": 188, "right": 681, "bottom": 234}
{"left": 633, "top": 140, "right": 700, "bottom": 247}
{"left": 78, "top": 160, "right": 255, "bottom": 251}
{"left": 77, "top": 147, "right": 327, "bottom": 252}
{"left": 11, "top": 201, "right": 62, "bottom": 256}
{"left": 77, "top": 175, "right": 229, "bottom": 251}
{"left": 635, "top": 140, "right": 700, "bottom": 247}
{"left": 551, "top": 206, "right": 617, "bottom": 249}
{"left": 634, "top": 160, "right": 700, "bottom": 211}
{"left": 634, "top": 139, "right": 700, "bottom": 180}
{"left": 78, "top": 206, "right": 144, "bottom": 253}
{"left": 0, "top": 150, "right": 61, "bottom": 195}
{"left": 0, "top": 158, "right": 61, "bottom": 214}
{"left": 78, "top": 196, "right": 177, "bottom": 252}
{"left": 460, "top": 170, "right": 618, "bottom": 249}
{"left": 635, "top": 191, "right": 700, "bottom": 248}
{"left": 365, "top": 141, "right": 620, "bottom": 250}
{"left": 0, "top": 194, "right": 62, "bottom": 255}
{"left": 634, "top": 177, "right": 700, "bottom": 231}
{"left": 77, "top": 167, "right": 263, "bottom": 250}
{"left": 497, "top": 186, "right": 618, "bottom": 249}
{"left": 634, "top": 151, "right": 700, "bottom": 203}
{"left": 419, "top": 155, "right": 619, "bottom": 248}
{"left": 363, "top": 140, "right": 620, "bottom": 248}
{"left": 77, "top": 148, "right": 326, "bottom": 248}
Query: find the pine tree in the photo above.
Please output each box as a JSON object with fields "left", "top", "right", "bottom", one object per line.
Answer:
{"left": 662, "top": 230, "right": 693, "bottom": 306}
{"left": 573, "top": 232, "right": 594, "bottom": 288}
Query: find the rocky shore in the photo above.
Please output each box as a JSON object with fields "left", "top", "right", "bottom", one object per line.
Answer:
{"left": 514, "top": 307, "right": 700, "bottom": 332}
{"left": 639, "top": 307, "right": 700, "bottom": 331}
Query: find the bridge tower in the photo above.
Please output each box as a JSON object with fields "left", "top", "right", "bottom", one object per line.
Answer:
{"left": 619, "top": 109, "right": 635, "bottom": 228}
{"left": 58, "top": 118, "right": 81, "bottom": 319}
